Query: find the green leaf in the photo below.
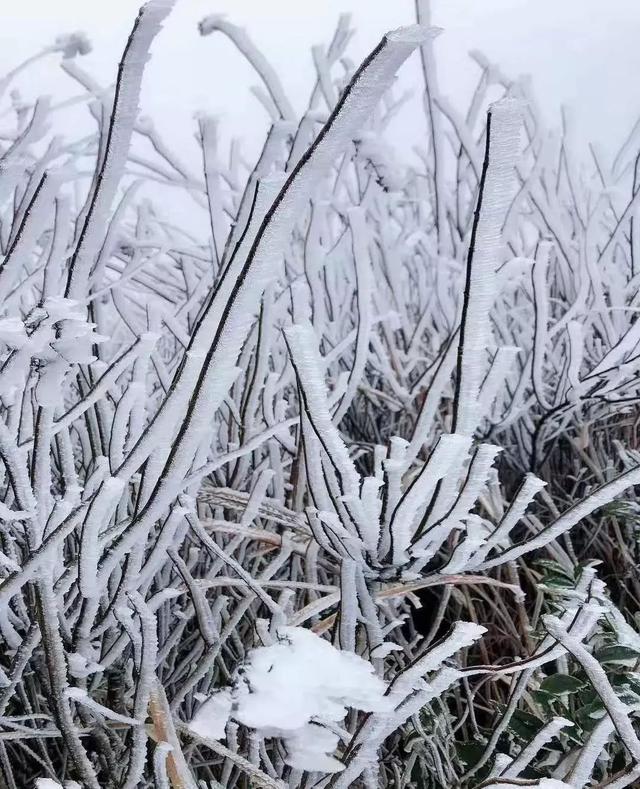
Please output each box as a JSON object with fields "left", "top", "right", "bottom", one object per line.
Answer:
{"left": 531, "top": 689, "right": 556, "bottom": 708}
{"left": 619, "top": 690, "right": 640, "bottom": 705}
{"left": 535, "top": 560, "right": 574, "bottom": 580}
{"left": 507, "top": 709, "right": 545, "bottom": 741}
{"left": 612, "top": 674, "right": 640, "bottom": 696}
{"left": 455, "top": 741, "right": 485, "bottom": 768}
{"left": 540, "top": 673, "right": 586, "bottom": 695}
{"left": 576, "top": 700, "right": 606, "bottom": 732}
{"left": 578, "top": 687, "right": 599, "bottom": 706}
{"left": 541, "top": 575, "right": 574, "bottom": 590}
{"left": 594, "top": 645, "right": 640, "bottom": 664}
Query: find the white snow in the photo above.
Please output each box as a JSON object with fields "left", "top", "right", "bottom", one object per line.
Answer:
{"left": 189, "top": 625, "right": 391, "bottom": 772}
{"left": 188, "top": 689, "right": 232, "bottom": 740}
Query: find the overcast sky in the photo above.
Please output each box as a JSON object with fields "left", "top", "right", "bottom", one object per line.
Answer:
{"left": 2, "top": 0, "right": 639, "bottom": 168}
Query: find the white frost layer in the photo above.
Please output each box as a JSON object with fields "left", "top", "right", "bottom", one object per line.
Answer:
{"left": 189, "top": 625, "right": 391, "bottom": 772}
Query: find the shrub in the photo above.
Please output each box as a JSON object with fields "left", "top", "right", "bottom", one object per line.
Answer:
{"left": 2, "top": 2, "right": 640, "bottom": 787}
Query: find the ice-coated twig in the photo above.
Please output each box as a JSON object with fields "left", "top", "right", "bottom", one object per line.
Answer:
{"left": 451, "top": 98, "right": 522, "bottom": 437}
{"left": 65, "top": 0, "right": 175, "bottom": 299}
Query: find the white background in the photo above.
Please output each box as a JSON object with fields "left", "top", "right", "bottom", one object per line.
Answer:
{"left": 2, "top": 1, "right": 638, "bottom": 170}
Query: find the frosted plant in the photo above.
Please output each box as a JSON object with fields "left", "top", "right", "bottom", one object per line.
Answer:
{"left": 1, "top": 0, "right": 640, "bottom": 787}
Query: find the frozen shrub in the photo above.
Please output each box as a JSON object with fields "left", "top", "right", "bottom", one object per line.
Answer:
{"left": 1, "top": 1, "right": 640, "bottom": 787}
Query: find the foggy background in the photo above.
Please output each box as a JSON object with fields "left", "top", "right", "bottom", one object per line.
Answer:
{"left": 2, "top": 0, "right": 637, "bottom": 203}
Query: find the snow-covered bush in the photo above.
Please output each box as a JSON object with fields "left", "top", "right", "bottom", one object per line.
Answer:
{"left": 2, "top": 1, "right": 640, "bottom": 787}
